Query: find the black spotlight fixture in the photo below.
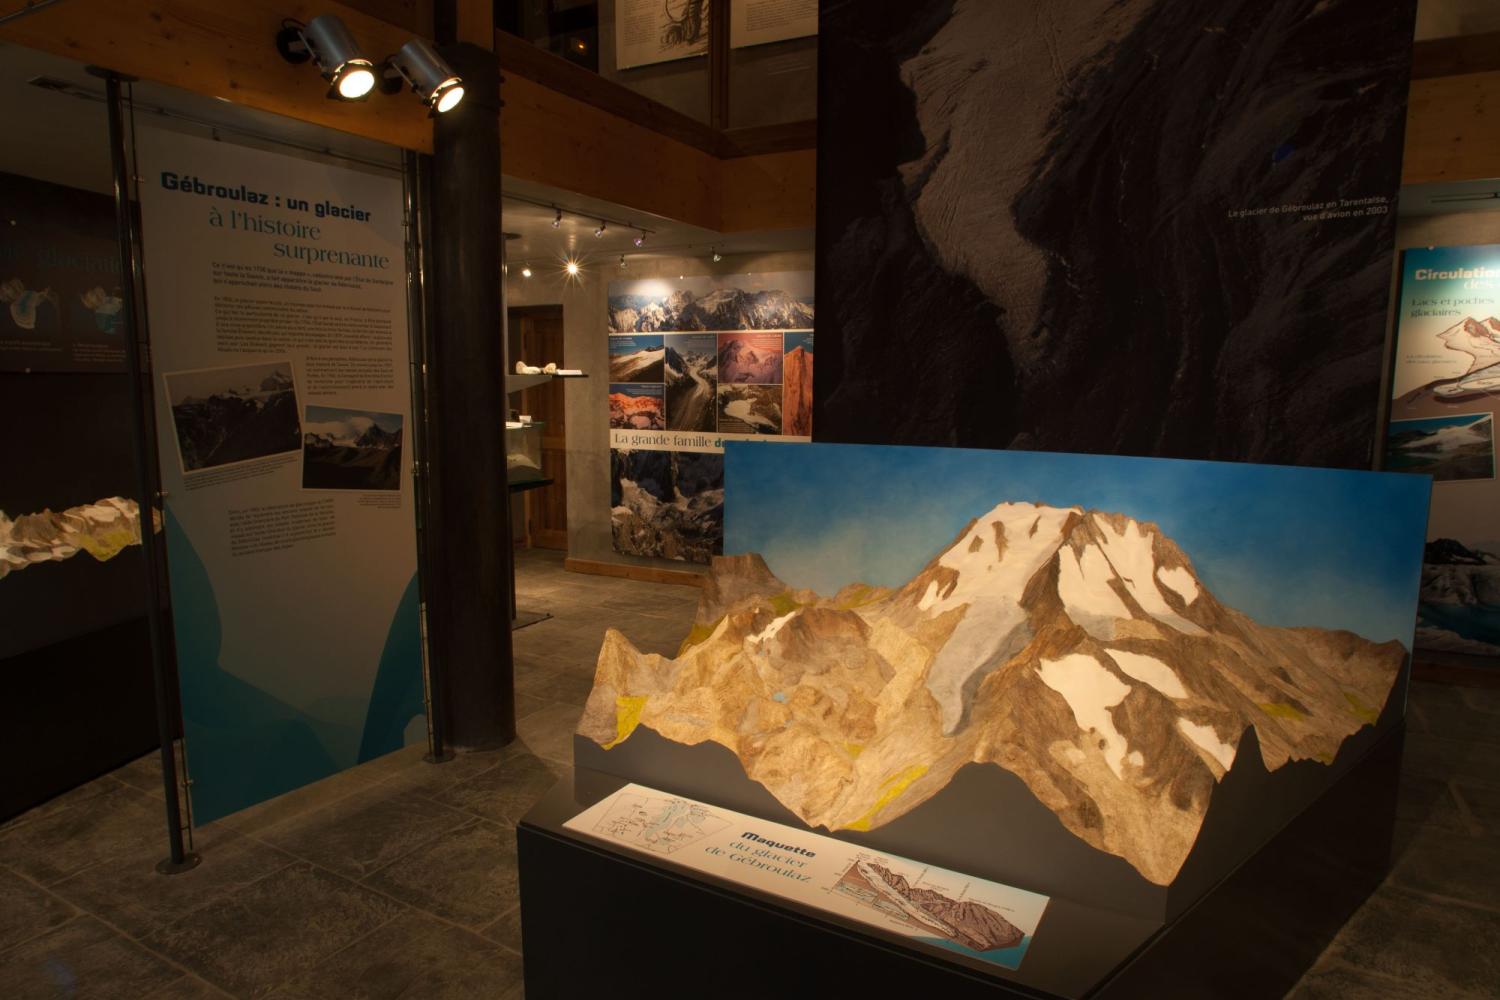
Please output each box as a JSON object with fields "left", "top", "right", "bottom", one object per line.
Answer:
{"left": 712, "top": 249, "right": 723, "bottom": 262}
{"left": 551, "top": 208, "right": 563, "bottom": 229}
{"left": 276, "top": 15, "right": 377, "bottom": 101}
{"left": 594, "top": 221, "right": 607, "bottom": 238}
{"left": 633, "top": 230, "right": 646, "bottom": 248}
{"left": 381, "top": 38, "right": 465, "bottom": 114}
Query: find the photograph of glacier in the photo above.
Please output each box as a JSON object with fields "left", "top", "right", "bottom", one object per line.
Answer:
{"left": 1418, "top": 538, "right": 1500, "bottom": 656}
{"left": 302, "top": 405, "right": 404, "bottom": 491}
{"left": 815, "top": 1, "right": 1417, "bottom": 467}
{"left": 610, "top": 449, "right": 723, "bottom": 564}
{"left": 664, "top": 334, "right": 717, "bottom": 432}
{"left": 610, "top": 384, "right": 666, "bottom": 431}
{"left": 717, "top": 384, "right": 782, "bottom": 435}
{"left": 164, "top": 361, "right": 301, "bottom": 473}
{"left": 718, "top": 332, "right": 782, "bottom": 385}
{"left": 608, "top": 335, "right": 665, "bottom": 383}
{"left": 1385, "top": 414, "right": 1495, "bottom": 482}
{"left": 608, "top": 273, "right": 813, "bottom": 333}
{"left": 583, "top": 442, "right": 1429, "bottom": 886}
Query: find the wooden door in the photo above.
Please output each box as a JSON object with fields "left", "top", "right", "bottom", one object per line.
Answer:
{"left": 515, "top": 308, "right": 568, "bottom": 550}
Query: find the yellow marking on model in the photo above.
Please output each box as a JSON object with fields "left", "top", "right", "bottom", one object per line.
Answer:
{"left": 677, "top": 619, "right": 722, "bottom": 656}
{"left": 845, "top": 764, "right": 928, "bottom": 831}
{"left": 1258, "top": 702, "right": 1307, "bottom": 721}
{"left": 845, "top": 743, "right": 865, "bottom": 759}
{"left": 1342, "top": 691, "right": 1379, "bottom": 724}
{"left": 74, "top": 528, "right": 139, "bottom": 562}
{"left": 604, "top": 695, "right": 649, "bottom": 749}
{"left": 769, "top": 591, "right": 801, "bottom": 615}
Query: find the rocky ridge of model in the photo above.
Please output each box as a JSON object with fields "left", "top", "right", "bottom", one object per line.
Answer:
{"left": 580, "top": 502, "right": 1407, "bottom": 885}
{"left": 1, "top": 497, "right": 158, "bottom": 580}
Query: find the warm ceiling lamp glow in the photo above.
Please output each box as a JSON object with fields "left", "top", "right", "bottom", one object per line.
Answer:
{"left": 565, "top": 260, "right": 581, "bottom": 276}
{"left": 337, "top": 63, "right": 377, "bottom": 99}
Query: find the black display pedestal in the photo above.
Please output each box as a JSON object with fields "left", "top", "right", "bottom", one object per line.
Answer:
{"left": 518, "top": 726, "right": 1401, "bottom": 999}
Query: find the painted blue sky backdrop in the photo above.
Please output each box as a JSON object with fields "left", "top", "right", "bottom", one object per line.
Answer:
{"left": 724, "top": 443, "right": 1430, "bottom": 645}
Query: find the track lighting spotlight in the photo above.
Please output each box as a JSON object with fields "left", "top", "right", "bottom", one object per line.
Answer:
{"left": 521, "top": 264, "right": 533, "bottom": 278}
{"left": 380, "top": 37, "right": 464, "bottom": 113}
{"left": 619, "top": 255, "right": 627, "bottom": 269}
{"left": 594, "top": 221, "right": 607, "bottom": 238}
{"left": 277, "top": 16, "right": 378, "bottom": 101}
{"left": 712, "top": 250, "right": 723, "bottom": 262}
{"left": 633, "top": 231, "right": 646, "bottom": 248}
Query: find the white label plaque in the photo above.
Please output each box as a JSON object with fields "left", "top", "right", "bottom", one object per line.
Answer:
{"left": 565, "top": 783, "right": 1050, "bottom": 970}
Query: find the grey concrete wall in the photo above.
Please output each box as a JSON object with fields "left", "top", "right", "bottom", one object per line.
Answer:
{"left": 506, "top": 249, "right": 814, "bottom": 573}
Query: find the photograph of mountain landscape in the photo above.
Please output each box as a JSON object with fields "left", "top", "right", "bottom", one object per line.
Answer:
{"left": 719, "top": 333, "right": 783, "bottom": 385}
{"left": 664, "top": 334, "right": 717, "bottom": 432}
{"left": 581, "top": 443, "right": 1429, "bottom": 886}
{"left": 610, "top": 384, "right": 666, "bottom": 430}
{"left": 717, "top": 384, "right": 781, "bottom": 434}
{"left": 609, "top": 335, "right": 665, "bottom": 383}
{"left": 164, "top": 361, "right": 301, "bottom": 473}
{"left": 784, "top": 332, "right": 813, "bottom": 437}
{"left": 816, "top": 2, "right": 1417, "bottom": 466}
{"left": 611, "top": 449, "right": 723, "bottom": 563}
{"left": 608, "top": 273, "right": 814, "bottom": 333}
{"left": 302, "top": 405, "right": 404, "bottom": 491}
{"left": 1386, "top": 414, "right": 1495, "bottom": 481}
{"left": 1418, "top": 537, "right": 1500, "bottom": 656}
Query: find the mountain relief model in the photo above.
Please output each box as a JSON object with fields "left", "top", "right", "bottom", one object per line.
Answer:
{"left": 580, "top": 503, "right": 1406, "bottom": 885}
{"left": 610, "top": 288, "right": 814, "bottom": 333}
{"left": 1, "top": 497, "right": 157, "bottom": 580}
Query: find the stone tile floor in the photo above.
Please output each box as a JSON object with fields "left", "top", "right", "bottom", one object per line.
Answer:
{"left": 1, "top": 548, "right": 1496, "bottom": 998}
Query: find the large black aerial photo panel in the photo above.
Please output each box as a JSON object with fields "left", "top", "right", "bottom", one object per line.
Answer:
{"left": 814, "top": 0, "right": 1419, "bottom": 468}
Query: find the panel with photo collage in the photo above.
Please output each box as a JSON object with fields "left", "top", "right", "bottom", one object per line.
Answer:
{"left": 605, "top": 270, "right": 814, "bottom": 563}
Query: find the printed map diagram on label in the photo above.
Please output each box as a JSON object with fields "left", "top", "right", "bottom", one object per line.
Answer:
{"left": 594, "top": 792, "right": 731, "bottom": 854}
{"left": 832, "top": 854, "right": 1029, "bottom": 965}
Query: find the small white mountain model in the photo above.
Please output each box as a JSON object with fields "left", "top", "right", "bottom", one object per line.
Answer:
{"left": 581, "top": 503, "right": 1406, "bottom": 885}
{"left": 0, "top": 498, "right": 157, "bottom": 579}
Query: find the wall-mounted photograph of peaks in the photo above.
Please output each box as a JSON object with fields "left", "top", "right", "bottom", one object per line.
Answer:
{"left": 814, "top": 0, "right": 1418, "bottom": 467}
{"left": 578, "top": 443, "right": 1428, "bottom": 911}
{"left": 164, "top": 361, "right": 301, "bottom": 473}
{"left": 0, "top": 171, "right": 128, "bottom": 373}
{"left": 608, "top": 273, "right": 814, "bottom": 332}
{"left": 302, "top": 405, "right": 404, "bottom": 491}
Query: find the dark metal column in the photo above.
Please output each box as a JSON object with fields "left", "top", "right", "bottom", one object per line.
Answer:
{"left": 98, "top": 70, "right": 200, "bottom": 873}
{"left": 422, "top": 42, "right": 516, "bottom": 749}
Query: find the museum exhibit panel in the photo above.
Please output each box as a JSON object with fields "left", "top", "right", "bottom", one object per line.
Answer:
{"left": 3, "top": 0, "right": 1500, "bottom": 996}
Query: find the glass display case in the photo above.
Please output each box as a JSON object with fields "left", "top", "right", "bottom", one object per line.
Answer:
{"left": 506, "top": 419, "right": 549, "bottom": 487}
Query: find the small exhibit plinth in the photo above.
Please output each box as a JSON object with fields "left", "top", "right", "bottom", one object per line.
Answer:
{"left": 517, "top": 727, "right": 1403, "bottom": 999}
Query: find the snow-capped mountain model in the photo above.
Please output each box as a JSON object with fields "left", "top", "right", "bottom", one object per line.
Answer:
{"left": 580, "top": 502, "right": 1407, "bottom": 885}
{"left": 1, "top": 497, "right": 157, "bottom": 579}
